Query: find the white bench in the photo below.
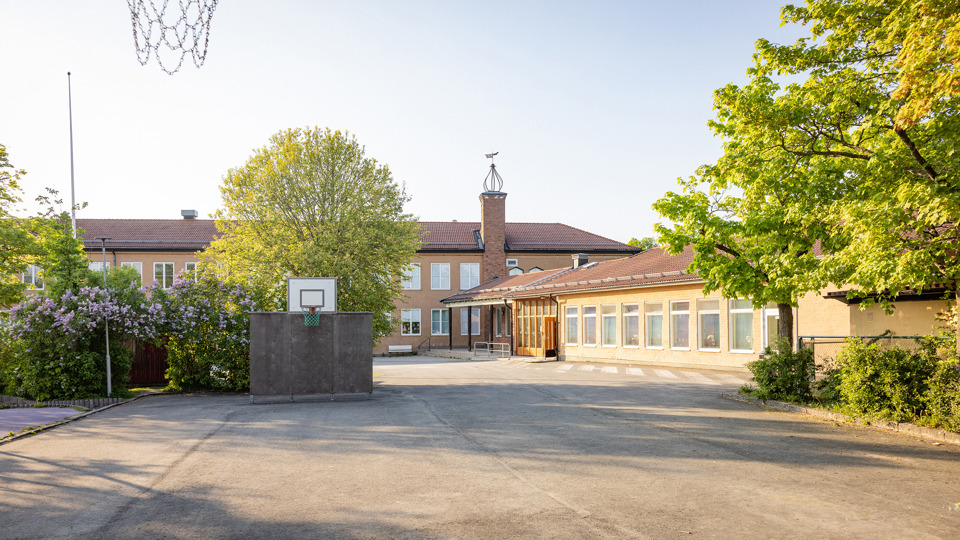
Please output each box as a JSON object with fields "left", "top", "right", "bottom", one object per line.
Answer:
{"left": 388, "top": 345, "right": 413, "bottom": 354}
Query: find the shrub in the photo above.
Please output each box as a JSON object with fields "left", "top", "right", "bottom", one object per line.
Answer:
{"left": 835, "top": 339, "right": 937, "bottom": 422}
{"left": 746, "top": 339, "right": 816, "bottom": 402}
{"left": 922, "top": 357, "right": 960, "bottom": 431}
{"left": 154, "top": 275, "right": 257, "bottom": 392}
{"left": 2, "top": 283, "right": 162, "bottom": 400}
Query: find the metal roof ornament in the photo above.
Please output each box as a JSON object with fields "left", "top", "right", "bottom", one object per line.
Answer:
{"left": 483, "top": 152, "right": 504, "bottom": 192}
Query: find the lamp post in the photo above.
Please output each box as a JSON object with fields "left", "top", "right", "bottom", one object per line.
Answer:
{"left": 95, "top": 237, "right": 112, "bottom": 396}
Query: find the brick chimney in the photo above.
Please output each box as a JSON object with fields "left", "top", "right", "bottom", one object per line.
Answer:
{"left": 480, "top": 191, "right": 507, "bottom": 283}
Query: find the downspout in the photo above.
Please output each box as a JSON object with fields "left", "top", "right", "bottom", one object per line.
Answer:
{"left": 551, "top": 294, "right": 559, "bottom": 360}
{"left": 448, "top": 306, "right": 453, "bottom": 350}
{"left": 467, "top": 306, "right": 473, "bottom": 352}
{"left": 504, "top": 299, "right": 513, "bottom": 356}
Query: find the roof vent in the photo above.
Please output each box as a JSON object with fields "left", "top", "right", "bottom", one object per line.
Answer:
{"left": 181, "top": 209, "right": 199, "bottom": 220}
{"left": 572, "top": 253, "right": 589, "bottom": 268}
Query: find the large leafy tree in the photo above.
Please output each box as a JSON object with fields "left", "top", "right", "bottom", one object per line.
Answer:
{"left": 206, "top": 127, "right": 421, "bottom": 340}
{"left": 657, "top": 0, "right": 960, "bottom": 346}
{"left": 0, "top": 144, "right": 42, "bottom": 307}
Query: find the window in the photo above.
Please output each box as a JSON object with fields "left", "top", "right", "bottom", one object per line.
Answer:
{"left": 506, "top": 258, "right": 518, "bottom": 267}
{"left": 670, "top": 301, "right": 689, "bottom": 349}
{"left": 185, "top": 262, "right": 198, "bottom": 280}
{"left": 460, "top": 263, "right": 480, "bottom": 290}
{"left": 88, "top": 261, "right": 110, "bottom": 272}
{"left": 730, "top": 298, "right": 755, "bottom": 352}
{"left": 622, "top": 304, "right": 639, "bottom": 347}
{"left": 644, "top": 302, "right": 663, "bottom": 348}
{"left": 121, "top": 262, "right": 143, "bottom": 278}
{"left": 601, "top": 304, "right": 617, "bottom": 347}
{"left": 401, "top": 264, "right": 420, "bottom": 290}
{"left": 401, "top": 309, "right": 421, "bottom": 336}
{"left": 431, "top": 309, "right": 449, "bottom": 335}
{"left": 582, "top": 306, "right": 597, "bottom": 345}
{"left": 431, "top": 263, "right": 450, "bottom": 290}
{"left": 762, "top": 302, "right": 780, "bottom": 350}
{"left": 697, "top": 299, "right": 721, "bottom": 351}
{"left": 494, "top": 307, "right": 509, "bottom": 337}
{"left": 565, "top": 306, "right": 578, "bottom": 345}
{"left": 154, "top": 262, "right": 174, "bottom": 289}
{"left": 460, "top": 307, "right": 480, "bottom": 335}
{"left": 21, "top": 264, "right": 43, "bottom": 290}
{"left": 528, "top": 266, "right": 543, "bottom": 273}
{"left": 508, "top": 267, "right": 524, "bottom": 276}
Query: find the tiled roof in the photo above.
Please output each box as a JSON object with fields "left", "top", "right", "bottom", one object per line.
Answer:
{"left": 442, "top": 246, "right": 701, "bottom": 304}
{"left": 75, "top": 218, "right": 640, "bottom": 254}
{"left": 418, "top": 221, "right": 638, "bottom": 253}
{"left": 77, "top": 219, "right": 219, "bottom": 251}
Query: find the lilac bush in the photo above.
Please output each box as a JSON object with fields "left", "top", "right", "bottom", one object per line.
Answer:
{"left": 1, "top": 282, "right": 161, "bottom": 400}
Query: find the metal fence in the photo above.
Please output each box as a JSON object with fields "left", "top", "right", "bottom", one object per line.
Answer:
{"left": 797, "top": 335, "right": 939, "bottom": 363}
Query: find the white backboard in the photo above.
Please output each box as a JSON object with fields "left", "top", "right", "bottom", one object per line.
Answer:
{"left": 287, "top": 277, "right": 337, "bottom": 313}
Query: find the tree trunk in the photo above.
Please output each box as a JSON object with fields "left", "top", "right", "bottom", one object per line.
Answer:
{"left": 956, "top": 290, "right": 959, "bottom": 357}
{"left": 778, "top": 302, "right": 795, "bottom": 350}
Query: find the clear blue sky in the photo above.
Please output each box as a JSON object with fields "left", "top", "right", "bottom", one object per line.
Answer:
{"left": 1, "top": 1, "right": 805, "bottom": 243}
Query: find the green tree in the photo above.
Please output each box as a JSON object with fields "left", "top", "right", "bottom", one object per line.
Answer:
{"left": 627, "top": 236, "right": 658, "bottom": 250}
{"left": 206, "top": 127, "right": 421, "bottom": 341}
{"left": 0, "top": 144, "right": 42, "bottom": 306}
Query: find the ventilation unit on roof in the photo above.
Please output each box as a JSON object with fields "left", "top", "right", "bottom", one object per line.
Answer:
{"left": 181, "top": 209, "right": 199, "bottom": 219}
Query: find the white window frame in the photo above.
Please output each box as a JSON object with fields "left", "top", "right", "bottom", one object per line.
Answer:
{"left": 565, "top": 306, "right": 578, "bottom": 346}
{"left": 431, "top": 263, "right": 450, "bottom": 290}
{"left": 460, "top": 263, "right": 480, "bottom": 290}
{"left": 762, "top": 302, "right": 781, "bottom": 350}
{"left": 431, "top": 308, "right": 449, "bottom": 336}
{"left": 644, "top": 302, "right": 663, "bottom": 349}
{"left": 506, "top": 258, "right": 519, "bottom": 267}
{"left": 121, "top": 262, "right": 143, "bottom": 279}
{"left": 670, "top": 300, "right": 690, "bottom": 350}
{"left": 88, "top": 261, "right": 111, "bottom": 272}
{"left": 460, "top": 307, "right": 480, "bottom": 335}
{"left": 582, "top": 305, "right": 597, "bottom": 346}
{"left": 185, "top": 262, "right": 198, "bottom": 280}
{"left": 729, "top": 298, "right": 755, "bottom": 353}
{"left": 697, "top": 299, "right": 721, "bottom": 352}
{"left": 22, "top": 264, "right": 43, "bottom": 290}
{"left": 622, "top": 303, "right": 639, "bottom": 348}
{"left": 401, "top": 263, "right": 421, "bottom": 290}
{"left": 401, "top": 309, "right": 421, "bottom": 336}
{"left": 601, "top": 304, "right": 617, "bottom": 347}
{"left": 154, "top": 262, "right": 174, "bottom": 289}
{"left": 508, "top": 267, "right": 524, "bottom": 276}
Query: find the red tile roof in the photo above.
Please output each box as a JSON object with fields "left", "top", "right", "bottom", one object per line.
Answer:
{"left": 75, "top": 218, "right": 639, "bottom": 254}
{"left": 442, "top": 246, "right": 701, "bottom": 304}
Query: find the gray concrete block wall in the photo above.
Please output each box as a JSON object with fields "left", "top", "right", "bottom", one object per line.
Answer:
{"left": 250, "top": 312, "right": 373, "bottom": 403}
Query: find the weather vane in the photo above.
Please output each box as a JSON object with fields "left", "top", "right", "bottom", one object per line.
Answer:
{"left": 483, "top": 152, "right": 504, "bottom": 192}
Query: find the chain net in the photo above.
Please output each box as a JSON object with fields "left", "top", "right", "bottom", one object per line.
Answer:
{"left": 128, "top": 0, "right": 219, "bottom": 75}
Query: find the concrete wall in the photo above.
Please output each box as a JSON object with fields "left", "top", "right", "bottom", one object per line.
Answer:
{"left": 249, "top": 312, "right": 373, "bottom": 403}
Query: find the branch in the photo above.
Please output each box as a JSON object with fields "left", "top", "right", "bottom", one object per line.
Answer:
{"left": 894, "top": 128, "right": 938, "bottom": 181}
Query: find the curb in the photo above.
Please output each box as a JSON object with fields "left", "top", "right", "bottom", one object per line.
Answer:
{"left": 721, "top": 392, "right": 960, "bottom": 446}
{"left": 0, "top": 393, "right": 156, "bottom": 446}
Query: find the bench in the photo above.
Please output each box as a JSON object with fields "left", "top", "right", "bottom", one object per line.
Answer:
{"left": 388, "top": 345, "right": 413, "bottom": 354}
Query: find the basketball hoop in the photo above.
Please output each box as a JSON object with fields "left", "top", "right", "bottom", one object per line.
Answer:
{"left": 128, "top": 0, "right": 219, "bottom": 75}
{"left": 302, "top": 306, "right": 321, "bottom": 327}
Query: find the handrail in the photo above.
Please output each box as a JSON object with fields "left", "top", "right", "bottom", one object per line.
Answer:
{"left": 418, "top": 335, "right": 433, "bottom": 351}
{"left": 473, "top": 341, "right": 509, "bottom": 358}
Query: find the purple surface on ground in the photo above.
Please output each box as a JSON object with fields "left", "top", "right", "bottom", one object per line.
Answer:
{"left": 0, "top": 407, "right": 80, "bottom": 434}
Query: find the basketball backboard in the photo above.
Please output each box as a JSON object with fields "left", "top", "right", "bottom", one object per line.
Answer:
{"left": 287, "top": 277, "right": 337, "bottom": 313}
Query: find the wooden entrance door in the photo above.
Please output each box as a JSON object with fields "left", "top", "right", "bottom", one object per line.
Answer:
{"left": 543, "top": 316, "right": 556, "bottom": 357}
{"left": 514, "top": 298, "right": 556, "bottom": 357}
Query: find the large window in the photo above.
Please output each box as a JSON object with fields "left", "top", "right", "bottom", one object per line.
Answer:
{"left": 88, "top": 261, "right": 110, "bottom": 272}
{"left": 565, "top": 306, "right": 578, "bottom": 345}
{"left": 21, "top": 264, "right": 43, "bottom": 290}
{"left": 622, "top": 303, "right": 639, "bottom": 347}
{"left": 670, "top": 301, "right": 690, "bottom": 349}
{"left": 644, "top": 302, "right": 663, "bottom": 348}
{"left": 601, "top": 304, "right": 617, "bottom": 347}
{"left": 460, "top": 263, "right": 480, "bottom": 290}
{"left": 730, "top": 298, "right": 754, "bottom": 352}
{"left": 697, "top": 299, "right": 721, "bottom": 351}
{"left": 121, "top": 261, "right": 143, "bottom": 279}
{"left": 582, "top": 306, "right": 597, "bottom": 346}
{"left": 154, "top": 262, "right": 174, "bottom": 289}
{"left": 431, "top": 263, "right": 450, "bottom": 290}
{"left": 431, "top": 309, "right": 449, "bottom": 335}
{"left": 185, "top": 262, "right": 198, "bottom": 280}
{"left": 494, "top": 306, "right": 510, "bottom": 337}
{"left": 401, "top": 264, "right": 421, "bottom": 290}
{"left": 460, "top": 307, "right": 479, "bottom": 335}
{"left": 401, "top": 309, "right": 421, "bottom": 336}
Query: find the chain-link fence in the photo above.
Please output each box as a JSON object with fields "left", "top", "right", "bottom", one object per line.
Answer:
{"left": 797, "top": 335, "right": 939, "bottom": 364}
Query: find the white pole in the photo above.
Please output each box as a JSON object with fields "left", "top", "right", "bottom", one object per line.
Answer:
{"left": 67, "top": 72, "right": 77, "bottom": 238}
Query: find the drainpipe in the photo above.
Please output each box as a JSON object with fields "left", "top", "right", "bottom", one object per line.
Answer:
{"left": 550, "top": 294, "right": 559, "bottom": 360}
{"left": 504, "top": 299, "right": 513, "bottom": 356}
{"left": 448, "top": 306, "right": 453, "bottom": 350}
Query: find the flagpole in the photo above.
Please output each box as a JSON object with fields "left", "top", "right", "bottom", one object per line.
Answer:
{"left": 68, "top": 71, "right": 77, "bottom": 237}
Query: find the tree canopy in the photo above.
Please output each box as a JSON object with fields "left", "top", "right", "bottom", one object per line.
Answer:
{"left": 0, "top": 144, "right": 42, "bottom": 307}
{"left": 206, "top": 127, "right": 421, "bottom": 340}
{"left": 655, "top": 0, "right": 960, "bottom": 344}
